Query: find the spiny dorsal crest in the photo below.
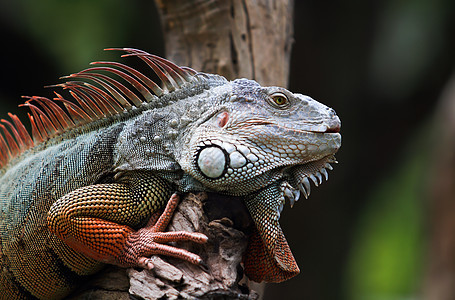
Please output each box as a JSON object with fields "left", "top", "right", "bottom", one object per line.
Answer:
{"left": 0, "top": 48, "right": 200, "bottom": 168}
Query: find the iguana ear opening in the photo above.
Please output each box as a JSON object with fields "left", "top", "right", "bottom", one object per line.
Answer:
{"left": 243, "top": 183, "right": 300, "bottom": 282}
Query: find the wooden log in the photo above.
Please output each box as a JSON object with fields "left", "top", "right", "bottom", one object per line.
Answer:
{"left": 69, "top": 193, "right": 259, "bottom": 299}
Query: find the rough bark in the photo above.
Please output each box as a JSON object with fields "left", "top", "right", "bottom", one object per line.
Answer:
{"left": 155, "top": 0, "right": 294, "bottom": 86}
{"left": 69, "top": 193, "right": 258, "bottom": 299}
{"left": 423, "top": 74, "right": 455, "bottom": 300}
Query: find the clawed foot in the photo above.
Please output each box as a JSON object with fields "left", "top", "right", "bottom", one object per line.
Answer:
{"left": 119, "top": 193, "right": 208, "bottom": 269}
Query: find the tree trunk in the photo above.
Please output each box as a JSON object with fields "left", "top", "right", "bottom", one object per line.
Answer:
{"left": 155, "top": 0, "right": 294, "bottom": 86}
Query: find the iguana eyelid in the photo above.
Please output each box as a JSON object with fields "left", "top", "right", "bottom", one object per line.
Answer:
{"left": 268, "top": 92, "right": 290, "bottom": 109}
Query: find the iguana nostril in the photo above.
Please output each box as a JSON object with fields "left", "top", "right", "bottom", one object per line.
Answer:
{"left": 326, "top": 124, "right": 341, "bottom": 133}
{"left": 326, "top": 115, "right": 341, "bottom": 133}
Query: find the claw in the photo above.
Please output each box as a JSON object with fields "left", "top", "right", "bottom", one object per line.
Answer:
{"left": 119, "top": 193, "right": 208, "bottom": 267}
{"left": 199, "top": 260, "right": 209, "bottom": 272}
{"left": 138, "top": 257, "right": 155, "bottom": 270}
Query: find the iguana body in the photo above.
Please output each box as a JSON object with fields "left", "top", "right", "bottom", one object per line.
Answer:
{"left": 0, "top": 49, "right": 341, "bottom": 299}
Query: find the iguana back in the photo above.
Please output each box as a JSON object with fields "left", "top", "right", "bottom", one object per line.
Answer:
{"left": 0, "top": 124, "right": 122, "bottom": 298}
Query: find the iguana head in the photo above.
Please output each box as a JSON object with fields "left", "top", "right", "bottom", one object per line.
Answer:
{"left": 181, "top": 77, "right": 341, "bottom": 197}
{"left": 179, "top": 77, "right": 341, "bottom": 282}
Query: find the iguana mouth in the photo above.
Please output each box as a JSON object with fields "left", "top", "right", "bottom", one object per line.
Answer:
{"left": 277, "top": 155, "right": 337, "bottom": 217}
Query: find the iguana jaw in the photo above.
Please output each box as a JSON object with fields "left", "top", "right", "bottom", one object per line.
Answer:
{"left": 182, "top": 126, "right": 341, "bottom": 196}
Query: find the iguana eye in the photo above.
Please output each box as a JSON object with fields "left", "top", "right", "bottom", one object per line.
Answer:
{"left": 269, "top": 92, "right": 290, "bottom": 109}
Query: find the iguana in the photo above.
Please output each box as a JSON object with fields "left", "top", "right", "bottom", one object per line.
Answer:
{"left": 0, "top": 48, "right": 341, "bottom": 299}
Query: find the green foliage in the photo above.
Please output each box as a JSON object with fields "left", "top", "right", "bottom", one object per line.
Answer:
{"left": 346, "top": 123, "right": 432, "bottom": 300}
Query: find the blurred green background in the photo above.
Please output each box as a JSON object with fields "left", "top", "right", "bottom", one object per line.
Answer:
{"left": 1, "top": 1, "right": 454, "bottom": 299}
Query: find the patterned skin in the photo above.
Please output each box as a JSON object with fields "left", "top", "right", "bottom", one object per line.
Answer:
{"left": 0, "top": 49, "right": 341, "bottom": 299}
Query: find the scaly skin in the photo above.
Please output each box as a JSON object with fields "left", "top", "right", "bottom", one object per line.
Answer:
{"left": 0, "top": 49, "right": 341, "bottom": 299}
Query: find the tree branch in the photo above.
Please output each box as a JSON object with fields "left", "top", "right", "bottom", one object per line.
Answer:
{"left": 69, "top": 193, "right": 258, "bottom": 299}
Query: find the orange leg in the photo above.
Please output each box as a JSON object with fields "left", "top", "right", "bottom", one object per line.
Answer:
{"left": 48, "top": 172, "right": 208, "bottom": 269}
{"left": 117, "top": 193, "right": 207, "bottom": 269}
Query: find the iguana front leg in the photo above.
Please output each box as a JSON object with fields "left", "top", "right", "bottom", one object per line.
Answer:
{"left": 47, "top": 171, "right": 208, "bottom": 269}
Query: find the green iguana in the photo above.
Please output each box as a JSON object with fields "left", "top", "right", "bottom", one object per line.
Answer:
{"left": 0, "top": 48, "right": 341, "bottom": 299}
